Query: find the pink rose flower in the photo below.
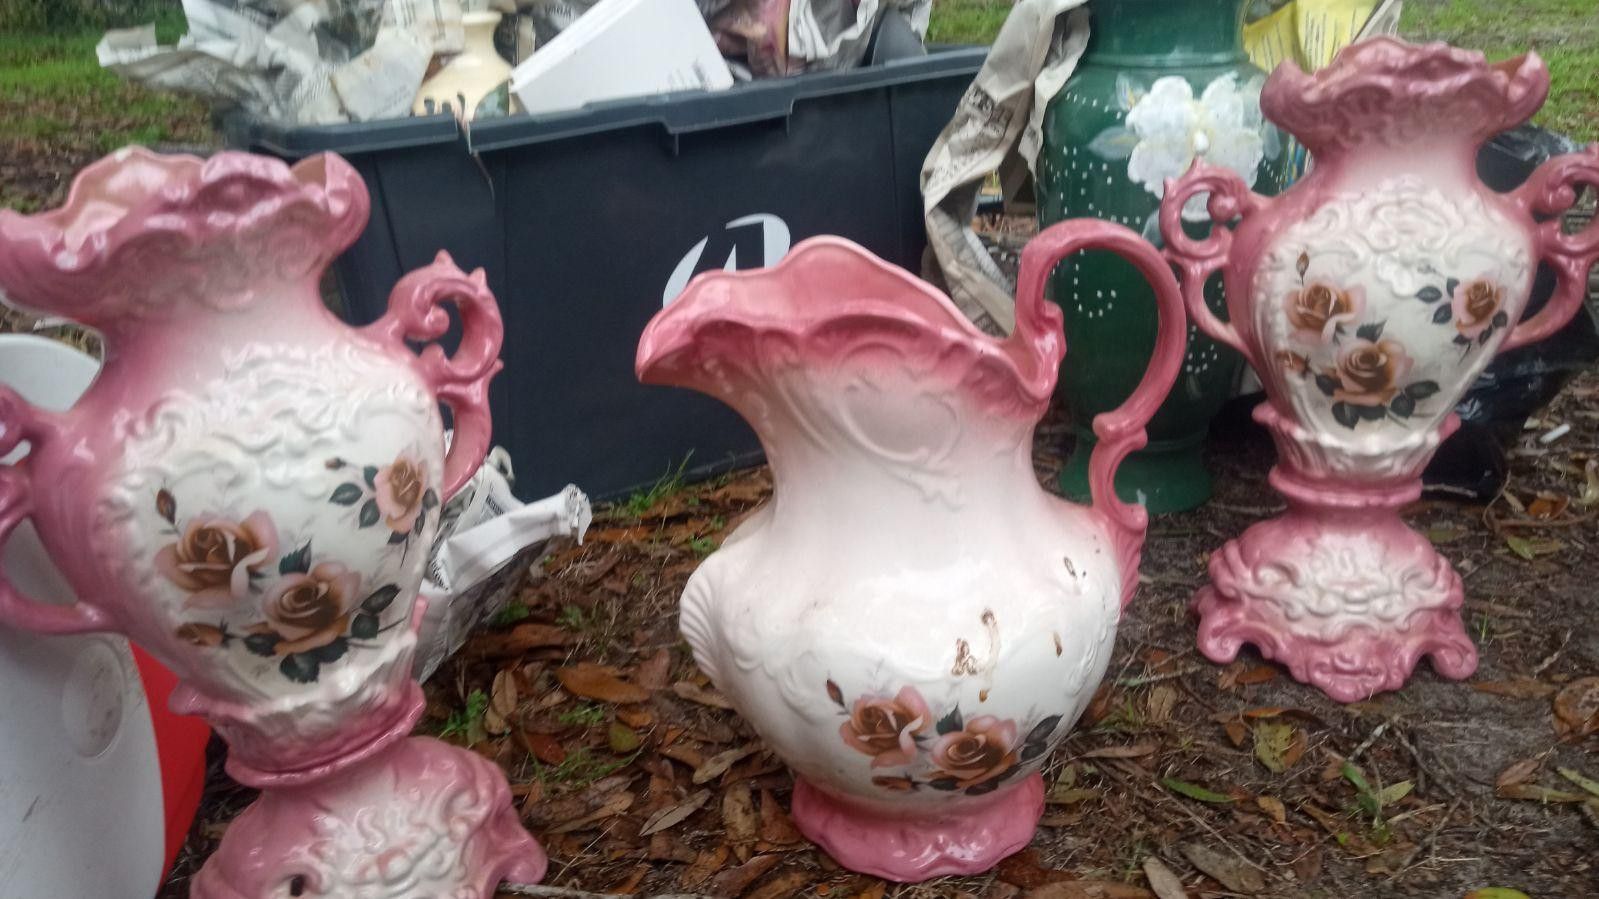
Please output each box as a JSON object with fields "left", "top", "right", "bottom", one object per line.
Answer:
{"left": 155, "top": 511, "right": 279, "bottom": 609}
{"left": 373, "top": 455, "right": 428, "bottom": 535}
{"left": 839, "top": 686, "right": 930, "bottom": 769}
{"left": 1286, "top": 283, "right": 1365, "bottom": 344}
{"left": 259, "top": 562, "right": 362, "bottom": 655}
{"left": 1451, "top": 279, "right": 1505, "bottom": 340}
{"left": 1331, "top": 338, "right": 1414, "bottom": 407}
{"left": 928, "top": 715, "right": 1021, "bottom": 789}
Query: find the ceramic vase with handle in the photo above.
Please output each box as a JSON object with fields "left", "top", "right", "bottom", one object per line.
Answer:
{"left": 634, "top": 224, "right": 1186, "bottom": 881}
{"left": 0, "top": 147, "right": 546, "bottom": 897}
{"left": 1037, "top": 0, "right": 1289, "bottom": 513}
{"left": 1161, "top": 39, "right": 1599, "bottom": 702}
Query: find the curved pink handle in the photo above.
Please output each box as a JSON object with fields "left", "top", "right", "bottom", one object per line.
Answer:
{"left": 1505, "top": 146, "right": 1599, "bottom": 352}
{"left": 1017, "top": 220, "right": 1188, "bottom": 608}
{"left": 1159, "top": 162, "right": 1274, "bottom": 368}
{"left": 0, "top": 387, "right": 114, "bottom": 634}
{"left": 364, "top": 251, "right": 505, "bottom": 502}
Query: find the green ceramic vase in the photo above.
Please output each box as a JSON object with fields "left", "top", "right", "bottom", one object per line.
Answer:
{"left": 1038, "top": 0, "right": 1288, "bottom": 513}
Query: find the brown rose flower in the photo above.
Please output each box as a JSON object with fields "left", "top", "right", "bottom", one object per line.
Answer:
{"left": 1275, "top": 350, "right": 1310, "bottom": 377}
{"left": 1331, "top": 338, "right": 1414, "bottom": 407}
{"left": 1286, "top": 283, "right": 1364, "bottom": 344}
{"left": 260, "top": 562, "right": 362, "bottom": 655}
{"left": 156, "top": 511, "right": 279, "bottom": 609}
{"left": 928, "top": 715, "right": 1021, "bottom": 789}
{"left": 1451, "top": 279, "right": 1504, "bottom": 340}
{"left": 839, "top": 686, "right": 930, "bottom": 769}
{"left": 374, "top": 455, "right": 427, "bottom": 535}
{"left": 175, "top": 622, "right": 226, "bottom": 647}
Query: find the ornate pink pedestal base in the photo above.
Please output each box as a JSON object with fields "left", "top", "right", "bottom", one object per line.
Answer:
{"left": 192, "top": 734, "right": 546, "bottom": 899}
{"left": 1192, "top": 468, "right": 1477, "bottom": 702}
{"left": 790, "top": 773, "right": 1044, "bottom": 882}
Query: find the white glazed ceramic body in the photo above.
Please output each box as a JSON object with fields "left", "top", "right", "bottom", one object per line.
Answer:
{"left": 637, "top": 229, "right": 1189, "bottom": 881}
{"left": 414, "top": 11, "right": 514, "bottom": 120}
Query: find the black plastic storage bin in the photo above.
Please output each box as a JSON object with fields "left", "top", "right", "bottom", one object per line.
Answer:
{"left": 239, "top": 47, "right": 986, "bottom": 501}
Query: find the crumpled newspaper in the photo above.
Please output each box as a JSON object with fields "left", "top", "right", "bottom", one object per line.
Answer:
{"left": 920, "top": 0, "right": 1402, "bottom": 334}
{"left": 97, "top": 0, "right": 460, "bottom": 125}
{"left": 519, "top": 0, "right": 928, "bottom": 78}
{"left": 414, "top": 447, "right": 593, "bottom": 681}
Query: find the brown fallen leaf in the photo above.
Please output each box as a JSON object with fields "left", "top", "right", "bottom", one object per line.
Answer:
{"left": 636, "top": 647, "right": 672, "bottom": 690}
{"left": 1142, "top": 857, "right": 1188, "bottom": 899}
{"left": 1235, "top": 665, "right": 1278, "bottom": 685}
{"left": 1494, "top": 783, "right": 1588, "bottom": 803}
{"left": 518, "top": 730, "right": 567, "bottom": 766}
{"left": 996, "top": 849, "right": 1073, "bottom": 888}
{"left": 1496, "top": 758, "right": 1542, "bottom": 789}
{"left": 609, "top": 864, "right": 648, "bottom": 893}
{"left": 638, "top": 789, "right": 711, "bottom": 836}
{"left": 679, "top": 846, "right": 730, "bottom": 889}
{"left": 1023, "top": 882, "right": 1154, "bottom": 898}
{"left": 693, "top": 743, "right": 763, "bottom": 784}
{"left": 853, "top": 883, "right": 887, "bottom": 899}
{"left": 1554, "top": 677, "right": 1599, "bottom": 738}
{"left": 546, "top": 790, "right": 635, "bottom": 834}
{"left": 1256, "top": 795, "right": 1287, "bottom": 825}
{"left": 556, "top": 663, "right": 652, "bottom": 704}
{"left": 615, "top": 706, "right": 655, "bottom": 729}
{"left": 1253, "top": 721, "right": 1295, "bottom": 773}
{"left": 1179, "top": 842, "right": 1264, "bottom": 894}
{"left": 466, "top": 623, "right": 571, "bottom": 659}
{"left": 491, "top": 668, "right": 518, "bottom": 718}
{"left": 1079, "top": 742, "right": 1157, "bottom": 760}
{"left": 1146, "top": 685, "right": 1178, "bottom": 724}
{"left": 646, "top": 832, "right": 697, "bottom": 863}
{"left": 722, "top": 781, "right": 759, "bottom": 845}
{"left": 674, "top": 680, "right": 737, "bottom": 710}
{"left": 759, "top": 788, "right": 803, "bottom": 845}
{"left": 745, "top": 868, "right": 815, "bottom": 899}
{"left": 1472, "top": 679, "right": 1557, "bottom": 699}
{"left": 1527, "top": 493, "right": 1571, "bottom": 519}
{"left": 608, "top": 721, "right": 641, "bottom": 753}
{"left": 1223, "top": 720, "right": 1248, "bottom": 747}
{"left": 1291, "top": 846, "right": 1323, "bottom": 883}
{"left": 707, "top": 854, "right": 782, "bottom": 896}
{"left": 657, "top": 741, "right": 707, "bottom": 769}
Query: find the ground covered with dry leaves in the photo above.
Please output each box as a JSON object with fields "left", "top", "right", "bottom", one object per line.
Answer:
{"left": 161, "top": 368, "right": 1599, "bottom": 898}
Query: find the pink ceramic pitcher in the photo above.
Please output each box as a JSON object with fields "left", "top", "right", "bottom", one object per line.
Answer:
{"left": 636, "top": 225, "right": 1186, "bottom": 881}
{"left": 0, "top": 148, "right": 545, "bottom": 897}
{"left": 1160, "top": 39, "right": 1599, "bottom": 701}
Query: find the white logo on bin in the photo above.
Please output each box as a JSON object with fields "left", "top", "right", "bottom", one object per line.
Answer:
{"left": 663, "top": 213, "right": 792, "bottom": 306}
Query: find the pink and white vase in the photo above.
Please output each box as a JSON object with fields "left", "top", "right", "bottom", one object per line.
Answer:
{"left": 1161, "top": 39, "right": 1599, "bottom": 702}
{"left": 635, "top": 226, "right": 1186, "bottom": 881}
{"left": 0, "top": 148, "right": 546, "bottom": 897}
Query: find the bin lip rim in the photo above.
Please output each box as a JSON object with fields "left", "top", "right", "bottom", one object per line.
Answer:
{"left": 239, "top": 113, "right": 463, "bottom": 158}
{"left": 464, "top": 45, "right": 988, "bottom": 153}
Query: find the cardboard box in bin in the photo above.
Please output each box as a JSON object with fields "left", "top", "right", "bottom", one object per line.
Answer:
{"left": 237, "top": 47, "right": 986, "bottom": 501}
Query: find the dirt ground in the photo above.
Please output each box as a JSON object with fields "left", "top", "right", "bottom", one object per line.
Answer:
{"left": 155, "top": 359, "right": 1599, "bottom": 898}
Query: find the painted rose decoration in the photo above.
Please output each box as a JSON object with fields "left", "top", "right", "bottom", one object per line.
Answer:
{"left": 1088, "top": 73, "right": 1277, "bottom": 223}
{"left": 158, "top": 452, "right": 428, "bottom": 683}
{"left": 827, "top": 680, "right": 1060, "bottom": 796}
{"left": 155, "top": 503, "right": 279, "bottom": 609}
{"left": 1286, "top": 283, "right": 1365, "bottom": 345}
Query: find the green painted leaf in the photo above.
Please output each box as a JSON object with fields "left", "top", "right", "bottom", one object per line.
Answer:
{"left": 422, "top": 489, "right": 440, "bottom": 510}
{"left": 935, "top": 707, "right": 963, "bottom": 736}
{"left": 311, "top": 636, "right": 349, "bottom": 664}
{"left": 359, "top": 499, "right": 381, "bottom": 528}
{"left": 1162, "top": 777, "right": 1233, "bottom": 804}
{"left": 362, "top": 584, "right": 401, "bottom": 614}
{"left": 1390, "top": 393, "right": 1416, "bottom": 418}
{"left": 363, "top": 465, "right": 379, "bottom": 487}
{"left": 279, "top": 542, "right": 312, "bottom": 575}
{"left": 1493, "top": 311, "right": 1509, "bottom": 328}
{"left": 243, "top": 633, "right": 280, "bottom": 657}
{"left": 280, "top": 653, "right": 321, "bottom": 684}
{"left": 329, "top": 483, "right": 364, "bottom": 506}
{"left": 1087, "top": 125, "right": 1138, "bottom": 161}
{"left": 1357, "top": 403, "right": 1386, "bottom": 422}
{"left": 1454, "top": 335, "right": 1473, "bottom": 346}
{"left": 1025, "top": 715, "right": 1063, "bottom": 747}
{"left": 1114, "top": 73, "right": 1147, "bottom": 111}
{"left": 927, "top": 777, "right": 960, "bottom": 792}
{"left": 1433, "top": 305, "right": 1453, "bottom": 325}
{"left": 1331, "top": 402, "right": 1359, "bottom": 429}
{"left": 1416, "top": 286, "right": 1443, "bottom": 303}
{"left": 388, "top": 530, "right": 409, "bottom": 545}
{"left": 413, "top": 508, "right": 427, "bottom": 535}
{"left": 966, "top": 777, "right": 1005, "bottom": 796}
{"left": 1405, "top": 381, "right": 1441, "bottom": 400}
{"left": 351, "top": 613, "right": 380, "bottom": 640}
{"left": 1356, "top": 321, "right": 1384, "bottom": 341}
{"left": 1314, "top": 374, "right": 1339, "bottom": 397}
{"left": 1446, "top": 278, "right": 1461, "bottom": 296}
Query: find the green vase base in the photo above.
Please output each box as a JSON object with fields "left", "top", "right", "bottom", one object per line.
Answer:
{"left": 1058, "top": 433, "right": 1212, "bottom": 515}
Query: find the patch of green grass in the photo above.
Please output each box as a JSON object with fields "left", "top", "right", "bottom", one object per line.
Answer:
{"left": 489, "top": 599, "right": 532, "bottom": 628}
{"left": 531, "top": 747, "right": 638, "bottom": 788}
{"left": 556, "top": 703, "right": 608, "bottom": 728}
{"left": 620, "top": 453, "right": 693, "bottom": 518}
{"left": 556, "top": 603, "right": 590, "bottom": 632}
{"left": 437, "top": 689, "right": 489, "bottom": 743}
{"left": 927, "top": 0, "right": 1012, "bottom": 45}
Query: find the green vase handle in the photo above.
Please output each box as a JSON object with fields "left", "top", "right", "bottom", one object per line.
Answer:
{"left": 1158, "top": 163, "right": 1275, "bottom": 370}
{"left": 1016, "top": 220, "right": 1188, "bottom": 607}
